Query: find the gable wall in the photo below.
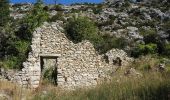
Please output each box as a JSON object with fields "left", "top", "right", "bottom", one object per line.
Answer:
{"left": 9, "top": 21, "right": 113, "bottom": 89}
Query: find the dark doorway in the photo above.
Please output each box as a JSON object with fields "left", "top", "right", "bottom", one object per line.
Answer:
{"left": 40, "top": 55, "right": 58, "bottom": 85}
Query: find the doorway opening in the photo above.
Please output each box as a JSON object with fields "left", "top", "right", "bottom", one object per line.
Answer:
{"left": 40, "top": 54, "right": 60, "bottom": 85}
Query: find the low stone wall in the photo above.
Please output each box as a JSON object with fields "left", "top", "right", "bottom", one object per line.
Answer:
{"left": 3, "top": 21, "right": 131, "bottom": 89}
{"left": 105, "top": 49, "right": 134, "bottom": 67}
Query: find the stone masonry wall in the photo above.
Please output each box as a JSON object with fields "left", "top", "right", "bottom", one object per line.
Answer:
{"left": 8, "top": 21, "right": 115, "bottom": 89}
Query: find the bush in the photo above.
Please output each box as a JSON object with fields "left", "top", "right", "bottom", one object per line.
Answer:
{"left": 0, "top": 0, "right": 49, "bottom": 69}
{"left": 0, "top": 0, "right": 10, "bottom": 27}
{"left": 162, "top": 20, "right": 170, "bottom": 31}
{"left": 49, "top": 11, "right": 65, "bottom": 22}
{"left": 163, "top": 43, "right": 170, "bottom": 56}
{"left": 23, "top": 1, "right": 49, "bottom": 33}
{"left": 98, "top": 35, "right": 127, "bottom": 54}
{"left": 71, "top": 8, "right": 81, "bottom": 13}
{"left": 66, "top": 16, "right": 99, "bottom": 43}
{"left": 139, "top": 28, "right": 156, "bottom": 37}
{"left": 66, "top": 16, "right": 127, "bottom": 54}
{"left": 132, "top": 43, "right": 158, "bottom": 57}
{"left": 131, "top": 55, "right": 160, "bottom": 71}
{"left": 92, "top": 4, "right": 103, "bottom": 14}
{"left": 54, "top": 5, "right": 63, "bottom": 11}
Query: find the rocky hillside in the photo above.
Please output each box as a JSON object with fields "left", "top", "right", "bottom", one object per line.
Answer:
{"left": 10, "top": 0, "right": 170, "bottom": 55}
{"left": 0, "top": 0, "right": 170, "bottom": 99}
{"left": 0, "top": 0, "right": 166, "bottom": 77}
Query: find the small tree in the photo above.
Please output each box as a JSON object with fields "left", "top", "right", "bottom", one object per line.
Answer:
{"left": 18, "top": 0, "right": 49, "bottom": 40}
{"left": 1, "top": 0, "right": 49, "bottom": 69}
{"left": 25, "top": 0, "right": 49, "bottom": 30}
{"left": 0, "top": 0, "right": 10, "bottom": 60}
{"left": 66, "top": 16, "right": 99, "bottom": 43}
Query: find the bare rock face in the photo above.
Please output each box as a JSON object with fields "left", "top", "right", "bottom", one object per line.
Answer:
{"left": 127, "top": 26, "right": 143, "bottom": 40}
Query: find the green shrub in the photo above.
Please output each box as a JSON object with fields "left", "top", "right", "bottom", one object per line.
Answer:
{"left": 71, "top": 8, "right": 81, "bottom": 13}
{"left": 124, "top": 0, "right": 131, "bottom": 7}
{"left": 162, "top": 20, "right": 170, "bottom": 30}
{"left": 131, "top": 55, "right": 161, "bottom": 71}
{"left": 0, "top": 56, "right": 18, "bottom": 69}
{"left": 66, "top": 16, "right": 99, "bottom": 43}
{"left": 0, "top": 0, "right": 49, "bottom": 69}
{"left": 49, "top": 11, "right": 65, "bottom": 22}
{"left": 132, "top": 43, "right": 157, "bottom": 57}
{"left": 98, "top": 35, "right": 127, "bottom": 54}
{"left": 163, "top": 43, "right": 170, "bottom": 56}
{"left": 43, "top": 67, "right": 57, "bottom": 85}
{"left": 139, "top": 28, "right": 156, "bottom": 36}
{"left": 54, "top": 5, "right": 63, "bottom": 11}
{"left": 92, "top": 4, "right": 103, "bottom": 14}
{"left": 23, "top": 1, "right": 49, "bottom": 33}
{"left": 0, "top": 0, "right": 10, "bottom": 27}
{"left": 66, "top": 16, "right": 127, "bottom": 54}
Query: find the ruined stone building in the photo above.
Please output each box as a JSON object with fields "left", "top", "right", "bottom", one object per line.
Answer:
{"left": 5, "top": 21, "right": 132, "bottom": 89}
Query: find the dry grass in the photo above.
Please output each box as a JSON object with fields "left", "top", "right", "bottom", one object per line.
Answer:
{"left": 29, "top": 72, "right": 170, "bottom": 100}
{"left": 0, "top": 72, "right": 170, "bottom": 100}
{"left": 1, "top": 55, "right": 170, "bottom": 100}
{"left": 0, "top": 81, "right": 30, "bottom": 100}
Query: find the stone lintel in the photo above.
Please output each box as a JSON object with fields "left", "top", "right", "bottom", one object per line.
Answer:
{"left": 39, "top": 54, "right": 61, "bottom": 58}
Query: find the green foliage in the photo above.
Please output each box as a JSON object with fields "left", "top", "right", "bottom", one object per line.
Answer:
{"left": 0, "top": 0, "right": 49, "bottom": 69}
{"left": 0, "top": 0, "right": 10, "bottom": 27}
{"left": 66, "top": 16, "right": 127, "bottom": 54}
{"left": 49, "top": 11, "right": 65, "bottom": 22}
{"left": 92, "top": 4, "right": 103, "bottom": 14}
{"left": 23, "top": 0, "right": 49, "bottom": 33}
{"left": 0, "top": 39, "right": 31, "bottom": 69}
{"left": 43, "top": 67, "right": 57, "bottom": 85}
{"left": 0, "top": 56, "right": 18, "bottom": 69}
{"left": 131, "top": 55, "right": 160, "bottom": 71}
{"left": 54, "top": 4, "right": 63, "bottom": 11}
{"left": 97, "top": 15, "right": 116, "bottom": 28}
{"left": 132, "top": 43, "right": 157, "bottom": 57}
{"left": 98, "top": 35, "right": 127, "bottom": 54}
{"left": 139, "top": 28, "right": 156, "bottom": 36}
{"left": 163, "top": 43, "right": 170, "bottom": 56}
{"left": 71, "top": 8, "right": 81, "bottom": 13}
{"left": 162, "top": 20, "right": 170, "bottom": 30}
{"left": 124, "top": 0, "right": 131, "bottom": 7}
{"left": 66, "top": 16, "right": 99, "bottom": 43}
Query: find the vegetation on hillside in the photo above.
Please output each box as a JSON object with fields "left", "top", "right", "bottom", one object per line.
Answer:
{"left": 0, "top": 0, "right": 49, "bottom": 69}
{"left": 0, "top": 0, "right": 170, "bottom": 99}
{"left": 66, "top": 16, "right": 127, "bottom": 54}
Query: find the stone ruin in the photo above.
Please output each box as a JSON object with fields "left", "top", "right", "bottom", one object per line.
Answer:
{"left": 0, "top": 21, "right": 133, "bottom": 90}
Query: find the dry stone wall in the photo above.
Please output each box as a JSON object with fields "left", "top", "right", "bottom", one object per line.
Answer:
{"left": 105, "top": 49, "right": 134, "bottom": 67}
{"left": 3, "top": 21, "right": 132, "bottom": 89}
{"left": 6, "top": 21, "right": 114, "bottom": 89}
